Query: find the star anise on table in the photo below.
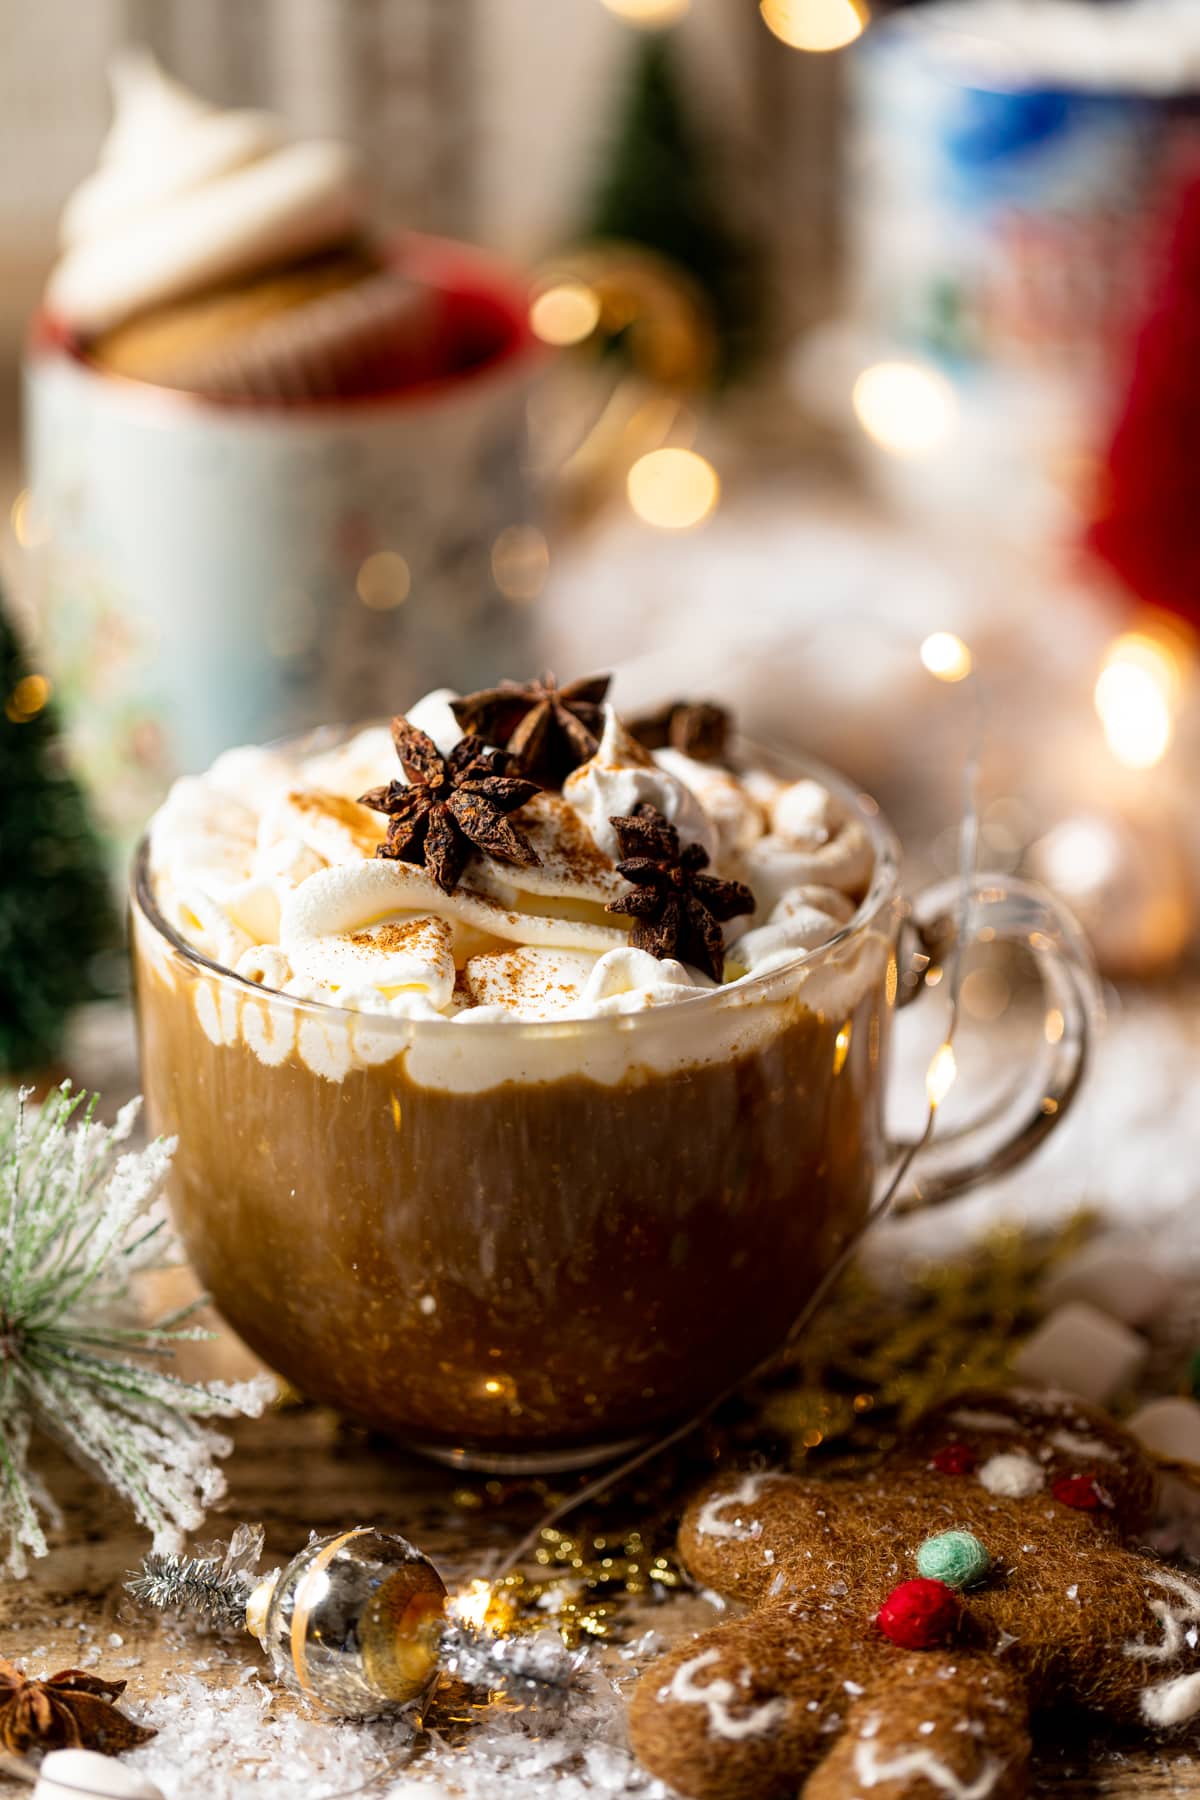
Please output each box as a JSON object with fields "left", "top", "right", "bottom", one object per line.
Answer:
{"left": 451, "top": 673, "right": 611, "bottom": 786}
{"left": 0, "top": 1656, "right": 156, "bottom": 1755}
{"left": 604, "top": 804, "right": 754, "bottom": 982}
{"left": 359, "top": 716, "right": 542, "bottom": 895}
{"left": 628, "top": 699, "right": 732, "bottom": 764}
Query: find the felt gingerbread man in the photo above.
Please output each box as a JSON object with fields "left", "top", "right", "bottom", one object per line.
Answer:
{"left": 630, "top": 1387, "right": 1200, "bottom": 1800}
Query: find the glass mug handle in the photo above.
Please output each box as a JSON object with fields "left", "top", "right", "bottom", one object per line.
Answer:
{"left": 889, "top": 873, "right": 1103, "bottom": 1214}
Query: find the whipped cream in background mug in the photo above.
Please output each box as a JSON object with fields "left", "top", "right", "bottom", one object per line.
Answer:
{"left": 23, "top": 53, "right": 544, "bottom": 847}
{"left": 47, "top": 49, "right": 364, "bottom": 336}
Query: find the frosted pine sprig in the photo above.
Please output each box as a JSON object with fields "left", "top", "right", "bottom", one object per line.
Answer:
{"left": 0, "top": 1084, "right": 274, "bottom": 1577}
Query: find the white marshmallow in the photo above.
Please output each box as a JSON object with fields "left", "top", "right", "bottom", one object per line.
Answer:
{"left": 35, "top": 1748, "right": 164, "bottom": 1800}
{"left": 1127, "top": 1398, "right": 1200, "bottom": 1468}
{"left": 1011, "top": 1302, "right": 1148, "bottom": 1406}
{"left": 1040, "top": 1243, "right": 1176, "bottom": 1328}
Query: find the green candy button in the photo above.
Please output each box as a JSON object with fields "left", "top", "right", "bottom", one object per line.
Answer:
{"left": 915, "top": 1529, "right": 992, "bottom": 1591}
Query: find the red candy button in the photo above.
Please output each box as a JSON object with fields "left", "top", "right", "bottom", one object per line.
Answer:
{"left": 1052, "top": 1473, "right": 1105, "bottom": 1511}
{"left": 876, "top": 1578, "right": 961, "bottom": 1648}
{"left": 931, "top": 1443, "right": 976, "bottom": 1475}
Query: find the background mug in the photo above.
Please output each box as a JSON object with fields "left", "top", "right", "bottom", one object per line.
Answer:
{"left": 23, "top": 236, "right": 545, "bottom": 848}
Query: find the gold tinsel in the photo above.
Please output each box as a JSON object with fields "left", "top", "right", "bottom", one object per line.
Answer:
{"left": 462, "top": 1218, "right": 1093, "bottom": 1645}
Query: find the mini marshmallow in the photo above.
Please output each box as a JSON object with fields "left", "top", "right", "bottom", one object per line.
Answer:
{"left": 770, "top": 778, "right": 831, "bottom": 846}
{"left": 460, "top": 946, "right": 599, "bottom": 1019}
{"left": 1011, "top": 1302, "right": 1148, "bottom": 1406}
{"left": 1126, "top": 1397, "right": 1200, "bottom": 1467}
{"left": 1040, "top": 1244, "right": 1176, "bottom": 1328}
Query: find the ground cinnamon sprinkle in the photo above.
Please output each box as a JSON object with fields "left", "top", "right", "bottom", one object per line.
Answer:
{"left": 286, "top": 789, "right": 381, "bottom": 853}
{"left": 349, "top": 920, "right": 436, "bottom": 952}
{"left": 530, "top": 794, "right": 616, "bottom": 884}
{"left": 462, "top": 947, "right": 588, "bottom": 1013}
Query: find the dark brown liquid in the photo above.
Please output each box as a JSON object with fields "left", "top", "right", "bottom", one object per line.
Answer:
{"left": 135, "top": 921, "right": 891, "bottom": 1464}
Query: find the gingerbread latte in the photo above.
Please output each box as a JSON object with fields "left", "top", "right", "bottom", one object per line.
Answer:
{"left": 133, "top": 677, "right": 897, "bottom": 1467}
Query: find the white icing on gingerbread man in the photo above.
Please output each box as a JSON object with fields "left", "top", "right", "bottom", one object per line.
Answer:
{"left": 694, "top": 1472, "right": 773, "bottom": 1541}
{"left": 666, "top": 1648, "right": 789, "bottom": 1741}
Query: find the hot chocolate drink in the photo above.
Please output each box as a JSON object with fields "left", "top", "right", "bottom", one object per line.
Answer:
{"left": 133, "top": 678, "right": 900, "bottom": 1466}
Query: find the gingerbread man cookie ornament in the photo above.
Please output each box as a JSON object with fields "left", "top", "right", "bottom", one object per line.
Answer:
{"left": 630, "top": 1388, "right": 1200, "bottom": 1800}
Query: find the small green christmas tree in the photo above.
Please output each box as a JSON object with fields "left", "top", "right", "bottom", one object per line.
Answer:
{"left": 0, "top": 596, "right": 119, "bottom": 1075}
{"left": 584, "top": 32, "right": 762, "bottom": 382}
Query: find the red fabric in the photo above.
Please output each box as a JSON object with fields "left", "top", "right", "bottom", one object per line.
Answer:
{"left": 876, "top": 1578, "right": 960, "bottom": 1648}
{"left": 1087, "top": 154, "right": 1200, "bottom": 631}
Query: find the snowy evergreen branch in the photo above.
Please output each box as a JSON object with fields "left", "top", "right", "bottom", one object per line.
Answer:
{"left": 0, "top": 1084, "right": 274, "bottom": 1577}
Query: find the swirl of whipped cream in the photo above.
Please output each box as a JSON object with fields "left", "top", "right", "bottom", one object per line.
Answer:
{"left": 654, "top": 747, "right": 765, "bottom": 857}
{"left": 279, "top": 857, "right": 626, "bottom": 971}
{"left": 563, "top": 708, "right": 719, "bottom": 864}
{"left": 580, "top": 945, "right": 712, "bottom": 1012}
{"left": 739, "top": 779, "right": 874, "bottom": 917}
{"left": 458, "top": 943, "right": 710, "bottom": 1023}
{"left": 48, "top": 50, "right": 364, "bottom": 335}
{"left": 729, "top": 886, "right": 857, "bottom": 980}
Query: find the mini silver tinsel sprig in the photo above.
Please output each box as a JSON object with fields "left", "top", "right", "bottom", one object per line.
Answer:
{"left": 440, "top": 1621, "right": 586, "bottom": 1701}
{"left": 125, "top": 1521, "right": 268, "bottom": 1628}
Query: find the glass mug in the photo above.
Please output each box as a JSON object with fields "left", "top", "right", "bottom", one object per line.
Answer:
{"left": 130, "top": 736, "right": 1099, "bottom": 1472}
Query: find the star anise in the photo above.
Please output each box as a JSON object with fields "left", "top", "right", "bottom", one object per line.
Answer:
{"left": 604, "top": 804, "right": 754, "bottom": 982}
{"left": 628, "top": 699, "right": 732, "bottom": 764}
{"left": 451, "top": 673, "right": 611, "bottom": 786}
{"left": 359, "top": 716, "right": 541, "bottom": 895}
{"left": 0, "top": 1656, "right": 156, "bottom": 1755}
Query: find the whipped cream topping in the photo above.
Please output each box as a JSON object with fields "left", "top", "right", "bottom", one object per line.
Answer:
{"left": 563, "top": 709, "right": 719, "bottom": 865}
{"left": 47, "top": 50, "right": 364, "bottom": 335}
{"left": 143, "top": 691, "right": 884, "bottom": 1085}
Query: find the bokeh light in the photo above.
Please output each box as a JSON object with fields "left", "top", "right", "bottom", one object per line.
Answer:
{"left": 356, "top": 551, "right": 412, "bottom": 612}
{"left": 491, "top": 525, "right": 550, "bottom": 602}
{"left": 10, "top": 489, "right": 47, "bottom": 549}
{"left": 627, "top": 447, "right": 719, "bottom": 530}
{"left": 926, "top": 1041, "right": 957, "bottom": 1109}
{"left": 852, "top": 360, "right": 957, "bottom": 456}
{"left": 529, "top": 280, "right": 602, "bottom": 348}
{"left": 1035, "top": 816, "right": 1123, "bottom": 893}
{"left": 5, "top": 673, "right": 51, "bottom": 724}
{"left": 600, "top": 0, "right": 691, "bottom": 26}
{"left": 920, "top": 631, "right": 973, "bottom": 683}
{"left": 1094, "top": 632, "right": 1179, "bottom": 770}
{"left": 760, "top": 0, "right": 866, "bottom": 53}
{"left": 450, "top": 1579, "right": 494, "bottom": 1630}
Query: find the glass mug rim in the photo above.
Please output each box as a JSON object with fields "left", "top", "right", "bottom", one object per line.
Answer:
{"left": 130, "top": 724, "right": 903, "bottom": 1041}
